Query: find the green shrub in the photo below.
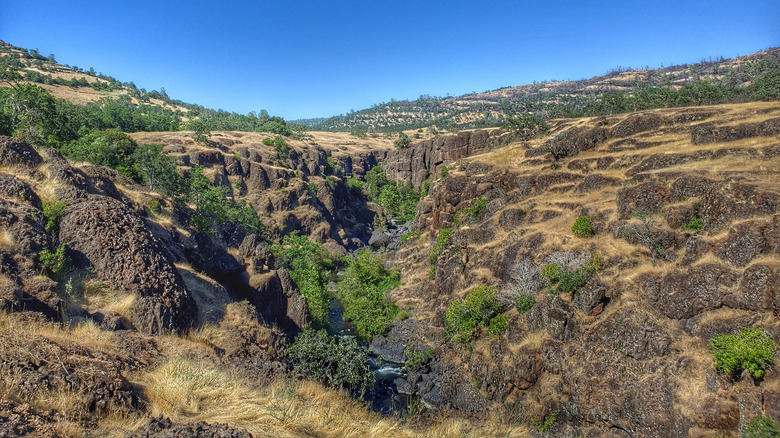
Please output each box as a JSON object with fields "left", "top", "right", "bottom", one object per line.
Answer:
{"left": 571, "top": 215, "right": 594, "bottom": 238}
{"left": 541, "top": 263, "right": 563, "bottom": 282}
{"left": 186, "top": 119, "right": 211, "bottom": 145}
{"left": 542, "top": 253, "right": 602, "bottom": 295}
{"left": 440, "top": 165, "right": 455, "bottom": 179}
{"left": 744, "top": 415, "right": 780, "bottom": 438}
{"left": 346, "top": 177, "right": 364, "bottom": 195}
{"left": 62, "top": 128, "right": 138, "bottom": 170}
{"left": 394, "top": 132, "right": 411, "bottom": 149}
{"left": 262, "top": 137, "right": 274, "bottom": 146}
{"left": 400, "top": 230, "right": 422, "bottom": 244}
{"left": 420, "top": 179, "right": 432, "bottom": 197}
{"left": 307, "top": 181, "right": 318, "bottom": 195}
{"left": 41, "top": 198, "right": 66, "bottom": 233}
{"left": 557, "top": 270, "right": 588, "bottom": 294}
{"left": 531, "top": 410, "right": 558, "bottom": 433}
{"left": 487, "top": 313, "right": 509, "bottom": 339}
{"left": 186, "top": 167, "right": 263, "bottom": 237}
{"left": 681, "top": 217, "right": 703, "bottom": 231}
{"left": 364, "top": 165, "right": 420, "bottom": 222}
{"left": 271, "top": 233, "right": 333, "bottom": 321}
{"left": 131, "top": 143, "right": 183, "bottom": 194}
{"left": 148, "top": 199, "right": 160, "bottom": 213}
{"left": 502, "top": 113, "right": 550, "bottom": 141}
{"left": 39, "top": 244, "right": 69, "bottom": 281}
{"left": 325, "top": 156, "right": 343, "bottom": 176}
{"left": 271, "top": 136, "right": 291, "bottom": 159}
{"left": 429, "top": 227, "right": 453, "bottom": 275}
{"left": 454, "top": 196, "right": 486, "bottom": 226}
{"left": 710, "top": 328, "right": 778, "bottom": 379}
{"left": 404, "top": 347, "right": 434, "bottom": 372}
{"left": 444, "top": 286, "right": 502, "bottom": 343}
{"left": 289, "top": 328, "right": 375, "bottom": 397}
{"left": 336, "top": 249, "right": 400, "bottom": 341}
{"left": 582, "top": 252, "right": 605, "bottom": 275}
{"left": 515, "top": 293, "right": 535, "bottom": 314}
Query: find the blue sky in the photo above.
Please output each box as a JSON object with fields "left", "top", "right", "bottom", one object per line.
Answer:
{"left": 1, "top": 1, "right": 778, "bottom": 119}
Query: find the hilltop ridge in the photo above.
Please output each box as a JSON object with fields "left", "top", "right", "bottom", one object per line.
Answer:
{"left": 302, "top": 48, "right": 780, "bottom": 133}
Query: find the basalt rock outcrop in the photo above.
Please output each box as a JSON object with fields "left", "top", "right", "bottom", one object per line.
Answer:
{"left": 384, "top": 129, "right": 509, "bottom": 190}
{"left": 381, "top": 102, "right": 780, "bottom": 437}
{"left": 60, "top": 196, "right": 198, "bottom": 334}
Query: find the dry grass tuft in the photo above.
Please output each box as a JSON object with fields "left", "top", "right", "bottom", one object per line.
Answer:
{"left": 0, "top": 229, "right": 14, "bottom": 248}
{"left": 135, "top": 353, "right": 477, "bottom": 438}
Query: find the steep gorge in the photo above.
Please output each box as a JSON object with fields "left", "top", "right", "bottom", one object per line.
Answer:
{"left": 0, "top": 101, "right": 779, "bottom": 437}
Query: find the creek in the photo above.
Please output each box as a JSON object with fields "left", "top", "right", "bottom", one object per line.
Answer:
{"left": 320, "top": 270, "right": 412, "bottom": 416}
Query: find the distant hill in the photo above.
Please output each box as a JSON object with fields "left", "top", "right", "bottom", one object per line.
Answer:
{"left": 0, "top": 40, "right": 300, "bottom": 135}
{"left": 299, "top": 48, "right": 780, "bottom": 132}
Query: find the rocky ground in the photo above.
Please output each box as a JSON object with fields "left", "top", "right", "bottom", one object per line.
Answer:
{"left": 373, "top": 100, "right": 780, "bottom": 437}
{"left": 0, "top": 101, "right": 778, "bottom": 436}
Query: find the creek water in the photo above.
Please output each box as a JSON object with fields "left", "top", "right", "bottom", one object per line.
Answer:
{"left": 321, "top": 272, "right": 411, "bottom": 416}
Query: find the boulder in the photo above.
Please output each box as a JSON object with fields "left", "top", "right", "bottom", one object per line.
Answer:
{"left": 59, "top": 196, "right": 197, "bottom": 334}
{"left": 125, "top": 416, "right": 253, "bottom": 438}
{"left": 526, "top": 295, "right": 576, "bottom": 340}
{"left": 0, "top": 136, "right": 42, "bottom": 168}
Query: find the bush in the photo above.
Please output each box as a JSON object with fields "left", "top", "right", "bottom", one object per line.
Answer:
{"left": 364, "top": 165, "right": 420, "bottom": 222}
{"left": 39, "top": 244, "right": 69, "bottom": 281}
{"left": 487, "top": 313, "right": 509, "bottom": 339}
{"left": 336, "top": 249, "right": 400, "bottom": 341}
{"left": 531, "top": 410, "right": 558, "bottom": 433}
{"left": 404, "top": 347, "right": 434, "bottom": 372}
{"left": 444, "top": 286, "right": 502, "bottom": 343}
{"left": 325, "top": 156, "right": 343, "bottom": 176}
{"left": 400, "top": 230, "right": 422, "bottom": 244}
{"left": 346, "top": 177, "right": 364, "bottom": 194}
{"left": 502, "top": 113, "right": 550, "bottom": 141}
{"left": 394, "top": 132, "right": 411, "bottom": 149}
{"left": 556, "top": 269, "right": 588, "bottom": 294}
{"left": 541, "top": 263, "right": 564, "bottom": 282}
{"left": 289, "top": 328, "right": 375, "bottom": 397}
{"left": 271, "top": 233, "right": 333, "bottom": 321}
{"left": 307, "top": 181, "right": 318, "bottom": 195}
{"left": 744, "top": 415, "right": 780, "bottom": 438}
{"left": 454, "top": 196, "right": 486, "bottom": 226}
{"left": 41, "top": 198, "right": 66, "bottom": 233}
{"left": 681, "top": 217, "right": 703, "bottom": 231}
{"left": 131, "top": 143, "right": 183, "bottom": 194}
{"left": 440, "top": 165, "right": 455, "bottom": 179}
{"left": 710, "top": 328, "right": 778, "bottom": 379}
{"left": 63, "top": 128, "right": 138, "bottom": 171}
{"left": 186, "top": 166, "right": 263, "bottom": 237}
{"left": 515, "top": 293, "right": 535, "bottom": 314}
{"left": 186, "top": 119, "right": 211, "bottom": 145}
{"left": 571, "top": 215, "right": 594, "bottom": 238}
{"left": 429, "top": 227, "right": 453, "bottom": 275}
{"left": 420, "top": 179, "right": 432, "bottom": 197}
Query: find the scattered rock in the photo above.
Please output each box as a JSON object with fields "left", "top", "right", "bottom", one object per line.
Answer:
{"left": 125, "top": 415, "right": 253, "bottom": 438}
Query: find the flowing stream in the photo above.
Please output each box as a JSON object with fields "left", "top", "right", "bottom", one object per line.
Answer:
{"left": 322, "top": 271, "right": 411, "bottom": 416}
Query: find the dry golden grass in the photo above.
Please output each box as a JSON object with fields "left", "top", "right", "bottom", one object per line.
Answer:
{"left": 176, "top": 263, "right": 231, "bottom": 324}
{"left": 82, "top": 280, "right": 136, "bottom": 321}
{"left": 134, "top": 354, "right": 478, "bottom": 438}
{"left": 0, "top": 229, "right": 14, "bottom": 248}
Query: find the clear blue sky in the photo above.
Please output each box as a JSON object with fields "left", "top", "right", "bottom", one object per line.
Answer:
{"left": 2, "top": 1, "right": 778, "bottom": 119}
